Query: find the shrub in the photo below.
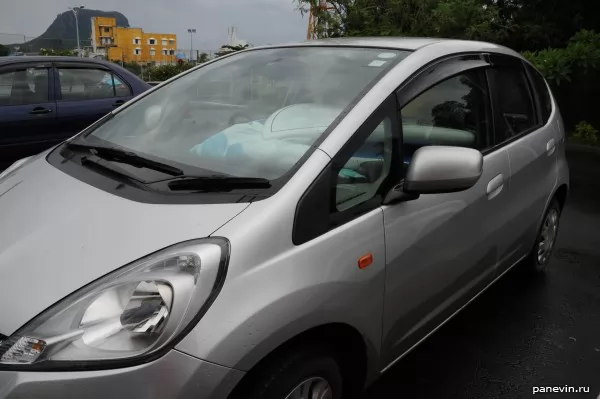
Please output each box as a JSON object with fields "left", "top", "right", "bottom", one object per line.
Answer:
{"left": 571, "top": 121, "right": 599, "bottom": 143}
{"left": 523, "top": 29, "right": 600, "bottom": 86}
{"left": 145, "top": 63, "right": 194, "bottom": 82}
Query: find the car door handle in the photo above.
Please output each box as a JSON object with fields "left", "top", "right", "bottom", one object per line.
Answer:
{"left": 112, "top": 100, "right": 125, "bottom": 107}
{"left": 486, "top": 174, "right": 504, "bottom": 200}
{"left": 546, "top": 138, "right": 556, "bottom": 156}
{"left": 29, "top": 107, "right": 52, "bottom": 115}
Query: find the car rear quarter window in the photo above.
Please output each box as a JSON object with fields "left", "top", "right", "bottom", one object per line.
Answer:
{"left": 525, "top": 63, "right": 552, "bottom": 124}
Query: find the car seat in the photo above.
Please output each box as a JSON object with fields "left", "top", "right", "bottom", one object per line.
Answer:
{"left": 10, "top": 81, "right": 34, "bottom": 105}
{"left": 33, "top": 75, "right": 49, "bottom": 103}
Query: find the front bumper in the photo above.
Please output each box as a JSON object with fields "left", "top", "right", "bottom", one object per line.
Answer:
{"left": 0, "top": 350, "right": 244, "bottom": 399}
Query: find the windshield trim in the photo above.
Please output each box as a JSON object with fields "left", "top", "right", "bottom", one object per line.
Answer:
{"left": 47, "top": 46, "right": 412, "bottom": 205}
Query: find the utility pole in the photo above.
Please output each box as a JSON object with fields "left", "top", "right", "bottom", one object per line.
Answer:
{"left": 187, "top": 28, "right": 196, "bottom": 63}
{"left": 69, "top": 5, "right": 85, "bottom": 57}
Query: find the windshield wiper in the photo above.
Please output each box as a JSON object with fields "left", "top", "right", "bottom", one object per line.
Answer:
{"left": 67, "top": 142, "right": 184, "bottom": 177}
{"left": 167, "top": 176, "right": 271, "bottom": 192}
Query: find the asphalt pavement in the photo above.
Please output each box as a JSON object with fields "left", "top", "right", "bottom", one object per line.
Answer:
{"left": 364, "top": 146, "right": 600, "bottom": 399}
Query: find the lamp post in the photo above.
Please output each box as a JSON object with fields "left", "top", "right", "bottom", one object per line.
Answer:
{"left": 187, "top": 28, "right": 196, "bottom": 63}
{"left": 69, "top": 5, "right": 85, "bottom": 57}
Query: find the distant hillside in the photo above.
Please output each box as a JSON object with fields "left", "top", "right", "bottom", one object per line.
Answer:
{"left": 17, "top": 9, "right": 129, "bottom": 52}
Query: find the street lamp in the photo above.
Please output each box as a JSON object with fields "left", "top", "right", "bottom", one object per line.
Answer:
{"left": 69, "top": 5, "right": 85, "bottom": 57}
{"left": 187, "top": 28, "right": 196, "bottom": 63}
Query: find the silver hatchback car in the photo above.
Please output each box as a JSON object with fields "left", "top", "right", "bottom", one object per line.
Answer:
{"left": 0, "top": 38, "right": 569, "bottom": 399}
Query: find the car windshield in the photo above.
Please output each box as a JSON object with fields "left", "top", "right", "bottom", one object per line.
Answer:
{"left": 85, "top": 47, "right": 410, "bottom": 180}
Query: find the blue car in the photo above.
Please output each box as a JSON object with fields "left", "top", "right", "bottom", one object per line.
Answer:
{"left": 0, "top": 56, "right": 150, "bottom": 169}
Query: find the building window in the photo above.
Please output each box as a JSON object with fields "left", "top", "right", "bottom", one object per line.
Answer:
{"left": 148, "top": 38, "right": 156, "bottom": 45}
{"left": 162, "top": 49, "right": 168, "bottom": 55}
{"left": 169, "top": 39, "right": 175, "bottom": 44}
{"left": 103, "top": 27, "right": 110, "bottom": 33}
{"left": 134, "top": 37, "right": 141, "bottom": 45}
{"left": 134, "top": 48, "right": 141, "bottom": 55}
{"left": 169, "top": 49, "right": 175, "bottom": 55}
{"left": 150, "top": 48, "right": 156, "bottom": 57}
{"left": 162, "top": 39, "right": 168, "bottom": 46}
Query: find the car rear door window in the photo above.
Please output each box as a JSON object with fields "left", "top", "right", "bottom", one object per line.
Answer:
{"left": 490, "top": 66, "right": 536, "bottom": 138}
{"left": 57, "top": 68, "right": 131, "bottom": 101}
{"left": 525, "top": 63, "right": 552, "bottom": 124}
{"left": 0, "top": 67, "right": 50, "bottom": 106}
{"left": 400, "top": 70, "right": 490, "bottom": 164}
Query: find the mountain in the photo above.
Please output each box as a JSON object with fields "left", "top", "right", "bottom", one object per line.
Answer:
{"left": 17, "top": 9, "right": 129, "bottom": 52}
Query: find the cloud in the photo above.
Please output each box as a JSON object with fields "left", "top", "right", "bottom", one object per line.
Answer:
{"left": 0, "top": 0, "right": 307, "bottom": 49}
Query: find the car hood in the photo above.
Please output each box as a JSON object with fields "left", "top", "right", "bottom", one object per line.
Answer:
{"left": 0, "top": 158, "right": 249, "bottom": 336}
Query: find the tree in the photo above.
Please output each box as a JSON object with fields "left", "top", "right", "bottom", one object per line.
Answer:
{"left": 39, "top": 48, "right": 75, "bottom": 56}
{"left": 0, "top": 44, "right": 9, "bottom": 57}
{"left": 489, "top": 0, "right": 600, "bottom": 52}
{"left": 198, "top": 52, "right": 210, "bottom": 63}
{"left": 431, "top": 0, "right": 509, "bottom": 42}
{"left": 294, "top": 0, "right": 504, "bottom": 39}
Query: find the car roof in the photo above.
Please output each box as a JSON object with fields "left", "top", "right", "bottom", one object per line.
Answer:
{"left": 281, "top": 37, "right": 448, "bottom": 50}
{"left": 0, "top": 56, "right": 116, "bottom": 66}
{"left": 253, "top": 37, "right": 522, "bottom": 58}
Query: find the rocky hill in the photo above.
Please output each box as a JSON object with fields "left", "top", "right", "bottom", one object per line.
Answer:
{"left": 19, "top": 9, "right": 129, "bottom": 52}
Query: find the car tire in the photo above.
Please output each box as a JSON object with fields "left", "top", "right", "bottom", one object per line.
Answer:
{"left": 233, "top": 348, "right": 343, "bottom": 399}
{"left": 526, "top": 198, "right": 562, "bottom": 273}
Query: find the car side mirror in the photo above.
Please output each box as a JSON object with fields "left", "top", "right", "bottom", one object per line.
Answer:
{"left": 383, "top": 146, "right": 483, "bottom": 205}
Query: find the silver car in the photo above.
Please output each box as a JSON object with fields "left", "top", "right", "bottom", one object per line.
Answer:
{"left": 0, "top": 38, "right": 569, "bottom": 399}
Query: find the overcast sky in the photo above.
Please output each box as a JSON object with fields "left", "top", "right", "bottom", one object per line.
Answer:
{"left": 0, "top": 0, "right": 308, "bottom": 49}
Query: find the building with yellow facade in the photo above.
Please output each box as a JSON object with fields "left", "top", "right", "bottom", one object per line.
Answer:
{"left": 91, "top": 17, "right": 177, "bottom": 65}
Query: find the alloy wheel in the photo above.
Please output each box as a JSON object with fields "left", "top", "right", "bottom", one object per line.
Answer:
{"left": 284, "top": 377, "right": 333, "bottom": 399}
{"left": 537, "top": 208, "right": 559, "bottom": 266}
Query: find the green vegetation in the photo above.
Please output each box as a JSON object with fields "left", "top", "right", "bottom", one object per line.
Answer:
{"left": 198, "top": 52, "right": 210, "bottom": 63}
{"left": 523, "top": 30, "right": 600, "bottom": 87}
{"left": 0, "top": 44, "right": 9, "bottom": 57}
{"left": 39, "top": 48, "right": 76, "bottom": 56}
{"left": 570, "top": 121, "right": 599, "bottom": 145}
{"left": 132, "top": 45, "right": 248, "bottom": 82}
{"left": 145, "top": 63, "right": 195, "bottom": 82}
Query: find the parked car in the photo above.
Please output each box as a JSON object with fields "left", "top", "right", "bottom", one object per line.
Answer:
{"left": 0, "top": 38, "right": 569, "bottom": 399}
{"left": 0, "top": 56, "right": 150, "bottom": 169}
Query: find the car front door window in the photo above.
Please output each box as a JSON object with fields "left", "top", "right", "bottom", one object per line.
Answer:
{"left": 0, "top": 67, "right": 50, "bottom": 106}
{"left": 401, "top": 71, "right": 490, "bottom": 165}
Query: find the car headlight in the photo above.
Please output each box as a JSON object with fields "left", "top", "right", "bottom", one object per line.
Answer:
{"left": 0, "top": 238, "right": 229, "bottom": 370}
{"left": 0, "top": 156, "right": 31, "bottom": 181}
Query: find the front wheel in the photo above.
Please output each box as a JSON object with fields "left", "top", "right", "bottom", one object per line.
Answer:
{"left": 527, "top": 198, "right": 562, "bottom": 272}
{"left": 231, "top": 349, "right": 343, "bottom": 399}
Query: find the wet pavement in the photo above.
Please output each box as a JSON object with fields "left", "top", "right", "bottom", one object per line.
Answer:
{"left": 364, "top": 146, "right": 600, "bottom": 399}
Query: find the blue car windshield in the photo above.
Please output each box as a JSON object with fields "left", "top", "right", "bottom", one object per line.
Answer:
{"left": 86, "top": 47, "right": 410, "bottom": 180}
